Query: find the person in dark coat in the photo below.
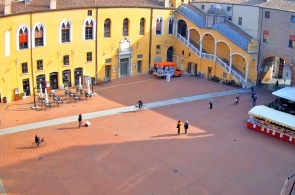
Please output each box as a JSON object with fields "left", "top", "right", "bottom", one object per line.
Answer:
{"left": 184, "top": 120, "right": 189, "bottom": 134}
{"left": 176, "top": 121, "right": 181, "bottom": 135}
{"left": 78, "top": 113, "right": 82, "bottom": 128}
{"left": 35, "top": 134, "right": 40, "bottom": 146}
{"left": 209, "top": 98, "right": 214, "bottom": 109}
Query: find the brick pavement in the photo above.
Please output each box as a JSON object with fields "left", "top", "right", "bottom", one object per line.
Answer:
{"left": 0, "top": 74, "right": 294, "bottom": 195}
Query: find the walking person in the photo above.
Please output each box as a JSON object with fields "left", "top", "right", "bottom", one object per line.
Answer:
{"left": 252, "top": 94, "right": 257, "bottom": 106}
{"left": 184, "top": 120, "right": 189, "bottom": 134}
{"left": 176, "top": 121, "right": 181, "bottom": 135}
{"left": 209, "top": 98, "right": 214, "bottom": 109}
{"left": 235, "top": 94, "right": 240, "bottom": 104}
{"left": 78, "top": 113, "right": 82, "bottom": 128}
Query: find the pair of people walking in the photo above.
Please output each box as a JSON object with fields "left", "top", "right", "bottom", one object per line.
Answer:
{"left": 176, "top": 120, "right": 189, "bottom": 135}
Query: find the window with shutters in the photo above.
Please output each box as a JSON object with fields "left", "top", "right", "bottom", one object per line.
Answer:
{"left": 104, "top": 19, "right": 111, "bottom": 37}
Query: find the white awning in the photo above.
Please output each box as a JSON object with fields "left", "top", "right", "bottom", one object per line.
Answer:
{"left": 248, "top": 105, "right": 295, "bottom": 130}
{"left": 272, "top": 87, "right": 295, "bottom": 102}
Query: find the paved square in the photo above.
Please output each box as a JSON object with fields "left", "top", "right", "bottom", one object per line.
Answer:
{"left": 0, "top": 74, "right": 294, "bottom": 195}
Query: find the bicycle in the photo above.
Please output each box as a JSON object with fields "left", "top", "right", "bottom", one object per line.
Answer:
{"left": 32, "top": 138, "right": 47, "bottom": 148}
{"left": 134, "top": 103, "right": 146, "bottom": 111}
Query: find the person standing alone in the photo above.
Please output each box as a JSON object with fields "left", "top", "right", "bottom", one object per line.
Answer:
{"left": 209, "top": 98, "right": 214, "bottom": 109}
{"left": 78, "top": 113, "right": 82, "bottom": 128}
{"left": 176, "top": 121, "right": 181, "bottom": 135}
{"left": 184, "top": 120, "right": 189, "bottom": 134}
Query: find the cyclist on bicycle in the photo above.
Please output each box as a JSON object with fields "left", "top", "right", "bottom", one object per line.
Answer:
{"left": 137, "top": 100, "right": 143, "bottom": 109}
{"left": 35, "top": 134, "right": 40, "bottom": 146}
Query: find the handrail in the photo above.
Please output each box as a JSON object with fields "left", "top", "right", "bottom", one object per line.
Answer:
{"left": 176, "top": 33, "right": 247, "bottom": 84}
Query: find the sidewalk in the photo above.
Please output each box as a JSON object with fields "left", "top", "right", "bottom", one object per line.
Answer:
{"left": 0, "top": 87, "right": 248, "bottom": 136}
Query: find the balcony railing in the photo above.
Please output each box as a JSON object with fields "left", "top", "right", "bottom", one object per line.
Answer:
{"left": 177, "top": 33, "right": 246, "bottom": 84}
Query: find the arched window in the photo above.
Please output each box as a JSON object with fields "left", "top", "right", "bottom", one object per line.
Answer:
{"left": 84, "top": 18, "right": 96, "bottom": 40}
{"left": 60, "top": 20, "right": 72, "bottom": 43}
{"left": 156, "top": 17, "right": 163, "bottom": 35}
{"left": 34, "top": 25, "right": 44, "bottom": 47}
{"left": 19, "top": 27, "right": 29, "bottom": 49}
{"left": 140, "top": 18, "right": 145, "bottom": 35}
{"left": 123, "top": 18, "right": 129, "bottom": 36}
{"left": 104, "top": 19, "right": 111, "bottom": 37}
{"left": 168, "top": 17, "right": 174, "bottom": 34}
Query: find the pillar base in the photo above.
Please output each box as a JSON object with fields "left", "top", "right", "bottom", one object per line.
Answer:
{"left": 31, "top": 105, "right": 40, "bottom": 110}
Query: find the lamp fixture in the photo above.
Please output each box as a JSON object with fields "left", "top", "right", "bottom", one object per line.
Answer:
{"left": 165, "top": 41, "right": 169, "bottom": 47}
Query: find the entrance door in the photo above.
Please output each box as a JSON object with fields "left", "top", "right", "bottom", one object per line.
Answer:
{"left": 137, "top": 61, "right": 142, "bottom": 73}
{"left": 278, "top": 59, "right": 284, "bottom": 79}
{"left": 120, "top": 58, "right": 128, "bottom": 76}
{"left": 74, "top": 68, "right": 83, "bottom": 86}
{"left": 105, "top": 65, "right": 111, "bottom": 78}
{"left": 167, "top": 47, "right": 173, "bottom": 62}
{"left": 208, "top": 67, "right": 212, "bottom": 79}
{"left": 62, "top": 70, "right": 71, "bottom": 88}
{"left": 49, "top": 72, "right": 58, "bottom": 90}
{"left": 22, "top": 79, "right": 30, "bottom": 96}
{"left": 36, "top": 74, "right": 46, "bottom": 93}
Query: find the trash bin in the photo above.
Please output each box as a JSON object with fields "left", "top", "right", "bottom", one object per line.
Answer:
{"left": 3, "top": 97, "right": 7, "bottom": 103}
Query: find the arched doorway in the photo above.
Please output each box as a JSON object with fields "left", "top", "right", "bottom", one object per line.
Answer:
{"left": 177, "top": 20, "right": 187, "bottom": 38}
{"left": 167, "top": 47, "right": 173, "bottom": 62}
{"left": 49, "top": 72, "right": 58, "bottom": 90}
{"left": 36, "top": 74, "right": 46, "bottom": 93}
{"left": 187, "top": 62, "right": 197, "bottom": 74}
{"left": 62, "top": 69, "right": 71, "bottom": 88}
{"left": 74, "top": 68, "right": 83, "bottom": 86}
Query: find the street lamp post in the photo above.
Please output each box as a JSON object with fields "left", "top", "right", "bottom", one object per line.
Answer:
{"left": 31, "top": 86, "right": 39, "bottom": 110}
{"left": 92, "top": 77, "right": 94, "bottom": 95}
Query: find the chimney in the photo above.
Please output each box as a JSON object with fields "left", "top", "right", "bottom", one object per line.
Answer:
{"left": 50, "top": 0, "right": 56, "bottom": 9}
{"left": 4, "top": 0, "right": 11, "bottom": 15}
{"left": 164, "top": 0, "right": 169, "bottom": 7}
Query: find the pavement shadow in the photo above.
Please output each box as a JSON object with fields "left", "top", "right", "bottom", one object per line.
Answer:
{"left": 55, "top": 126, "right": 78, "bottom": 130}
{"left": 149, "top": 133, "right": 180, "bottom": 138}
{"left": 16, "top": 145, "right": 35, "bottom": 150}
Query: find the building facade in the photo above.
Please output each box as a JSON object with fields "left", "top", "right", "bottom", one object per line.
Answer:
{"left": 0, "top": 0, "right": 294, "bottom": 103}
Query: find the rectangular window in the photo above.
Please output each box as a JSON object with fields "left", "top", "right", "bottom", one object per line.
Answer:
{"left": 228, "top": 16, "right": 232, "bottom": 21}
{"left": 85, "top": 27, "right": 93, "bottom": 40}
{"left": 35, "top": 29, "right": 43, "bottom": 46}
{"left": 291, "top": 15, "right": 295, "bottom": 23}
{"left": 223, "top": 72, "right": 227, "bottom": 78}
{"left": 227, "top": 7, "right": 231, "bottom": 11}
{"left": 182, "top": 50, "right": 184, "bottom": 55}
{"left": 263, "top": 30, "right": 269, "bottom": 43}
{"left": 105, "top": 58, "right": 111, "bottom": 63}
{"left": 156, "top": 45, "right": 161, "bottom": 54}
{"left": 201, "top": 5, "right": 205, "bottom": 9}
{"left": 265, "top": 11, "right": 270, "bottom": 19}
{"left": 19, "top": 33, "right": 28, "bottom": 49}
{"left": 238, "top": 17, "right": 242, "bottom": 25}
{"left": 137, "top": 54, "right": 143, "bottom": 58}
{"left": 21, "top": 62, "right": 28, "bottom": 74}
{"left": 87, "top": 52, "right": 92, "bottom": 62}
{"left": 88, "top": 10, "right": 92, "bottom": 16}
{"left": 63, "top": 55, "right": 69, "bottom": 65}
{"left": 289, "top": 35, "right": 295, "bottom": 48}
{"left": 37, "top": 60, "right": 43, "bottom": 71}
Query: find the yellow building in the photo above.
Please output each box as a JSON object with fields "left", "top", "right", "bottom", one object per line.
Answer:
{"left": 0, "top": 0, "right": 258, "bottom": 103}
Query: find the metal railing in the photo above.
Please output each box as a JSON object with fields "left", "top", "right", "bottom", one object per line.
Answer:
{"left": 176, "top": 33, "right": 246, "bottom": 84}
